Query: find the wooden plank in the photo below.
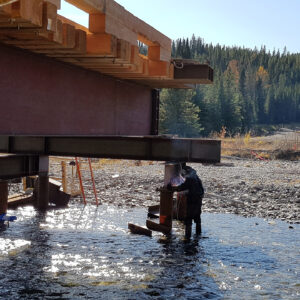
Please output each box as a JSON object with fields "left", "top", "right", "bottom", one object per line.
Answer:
{"left": 65, "top": 0, "right": 105, "bottom": 14}
{"left": 90, "top": 65, "right": 138, "bottom": 74}
{"left": 79, "top": 48, "right": 144, "bottom": 77}
{"left": 148, "top": 60, "right": 170, "bottom": 77}
{"left": 105, "top": 0, "right": 171, "bottom": 51}
{"left": 79, "top": 62, "right": 134, "bottom": 68}
{"left": 0, "top": 1, "right": 18, "bottom": 7}
{"left": 148, "top": 45, "right": 160, "bottom": 61}
{"left": 104, "top": 60, "right": 171, "bottom": 79}
{"left": 0, "top": 1, "right": 59, "bottom": 31}
{"left": 51, "top": 57, "right": 126, "bottom": 67}
{"left": 0, "top": 2, "right": 12, "bottom": 18}
{"left": 49, "top": 177, "right": 61, "bottom": 188}
{"left": 8, "top": 193, "right": 33, "bottom": 208}
{"left": 0, "top": 2, "right": 62, "bottom": 45}
{"left": 90, "top": 13, "right": 171, "bottom": 61}
{"left": 147, "top": 45, "right": 170, "bottom": 62}
{"left": 20, "top": 26, "right": 76, "bottom": 50}
{"left": 35, "top": 29, "right": 86, "bottom": 54}
{"left": 0, "top": 18, "right": 63, "bottom": 46}
{"left": 0, "top": 7, "right": 212, "bottom": 89}
{"left": 46, "top": 0, "right": 60, "bottom": 10}
{"left": 48, "top": 43, "right": 135, "bottom": 64}
{"left": 54, "top": 60, "right": 124, "bottom": 68}
{"left": 117, "top": 39, "right": 131, "bottom": 61}
{"left": 146, "top": 220, "right": 171, "bottom": 235}
{"left": 61, "top": 23, "right": 75, "bottom": 48}
{"left": 89, "top": 57, "right": 145, "bottom": 76}
{"left": 89, "top": 13, "right": 138, "bottom": 46}
{"left": 86, "top": 32, "right": 117, "bottom": 56}
{"left": 148, "top": 204, "right": 160, "bottom": 213}
{"left": 42, "top": 1, "right": 57, "bottom": 32}
{"left": 102, "top": 74, "right": 167, "bottom": 80}
{"left": 130, "top": 45, "right": 140, "bottom": 65}
{"left": 0, "top": 0, "right": 43, "bottom": 28}
{"left": 67, "top": 0, "right": 171, "bottom": 60}
{"left": 128, "top": 223, "right": 152, "bottom": 237}
{"left": 61, "top": 161, "right": 67, "bottom": 192}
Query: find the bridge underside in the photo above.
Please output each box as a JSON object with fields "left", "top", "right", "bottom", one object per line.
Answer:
{"left": 0, "top": 43, "right": 157, "bottom": 136}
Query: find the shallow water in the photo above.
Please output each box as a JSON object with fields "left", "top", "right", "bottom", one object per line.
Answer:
{"left": 0, "top": 202, "right": 299, "bottom": 299}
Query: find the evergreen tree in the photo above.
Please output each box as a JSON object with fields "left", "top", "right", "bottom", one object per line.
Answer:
{"left": 159, "top": 89, "right": 202, "bottom": 137}
{"left": 163, "top": 36, "right": 300, "bottom": 136}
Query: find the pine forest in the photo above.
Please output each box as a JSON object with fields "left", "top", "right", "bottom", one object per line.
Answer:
{"left": 159, "top": 36, "right": 300, "bottom": 137}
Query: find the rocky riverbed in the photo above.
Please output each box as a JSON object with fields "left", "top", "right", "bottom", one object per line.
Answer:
{"left": 9, "top": 157, "right": 299, "bottom": 224}
{"left": 49, "top": 157, "right": 300, "bottom": 225}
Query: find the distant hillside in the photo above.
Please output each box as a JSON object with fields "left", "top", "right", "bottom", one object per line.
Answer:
{"left": 159, "top": 36, "right": 300, "bottom": 137}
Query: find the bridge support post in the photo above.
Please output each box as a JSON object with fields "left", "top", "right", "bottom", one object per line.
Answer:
{"left": 0, "top": 181, "right": 8, "bottom": 215}
{"left": 159, "top": 189, "right": 173, "bottom": 229}
{"left": 146, "top": 163, "right": 182, "bottom": 235}
{"left": 36, "top": 156, "right": 49, "bottom": 211}
{"left": 159, "top": 163, "right": 183, "bottom": 230}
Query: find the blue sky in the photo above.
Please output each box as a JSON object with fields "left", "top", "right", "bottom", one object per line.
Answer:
{"left": 59, "top": 0, "right": 300, "bottom": 53}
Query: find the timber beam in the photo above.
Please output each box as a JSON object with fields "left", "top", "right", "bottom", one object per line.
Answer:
{"left": 66, "top": 0, "right": 171, "bottom": 58}
{"left": 0, "top": 136, "right": 221, "bottom": 163}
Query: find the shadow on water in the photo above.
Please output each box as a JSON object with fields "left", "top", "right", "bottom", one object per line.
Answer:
{"left": 0, "top": 203, "right": 299, "bottom": 299}
{"left": 148, "top": 235, "right": 224, "bottom": 299}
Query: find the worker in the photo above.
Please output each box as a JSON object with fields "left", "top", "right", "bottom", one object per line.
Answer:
{"left": 167, "top": 164, "right": 204, "bottom": 239}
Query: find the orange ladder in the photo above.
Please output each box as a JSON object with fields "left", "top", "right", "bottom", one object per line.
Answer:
{"left": 75, "top": 157, "right": 99, "bottom": 206}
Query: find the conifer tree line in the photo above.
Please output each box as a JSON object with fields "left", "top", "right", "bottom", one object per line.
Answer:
{"left": 159, "top": 36, "right": 300, "bottom": 137}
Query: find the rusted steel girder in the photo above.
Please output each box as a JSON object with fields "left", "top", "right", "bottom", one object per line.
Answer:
{"left": 0, "top": 136, "right": 221, "bottom": 163}
{"left": 0, "top": 43, "right": 154, "bottom": 137}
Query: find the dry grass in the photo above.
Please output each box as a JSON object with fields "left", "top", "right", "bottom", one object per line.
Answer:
{"left": 218, "top": 130, "right": 300, "bottom": 160}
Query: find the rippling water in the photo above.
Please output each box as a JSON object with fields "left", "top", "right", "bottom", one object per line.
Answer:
{"left": 0, "top": 202, "right": 299, "bottom": 299}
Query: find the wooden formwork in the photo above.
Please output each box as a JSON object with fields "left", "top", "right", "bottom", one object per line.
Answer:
{"left": 0, "top": 0, "right": 213, "bottom": 88}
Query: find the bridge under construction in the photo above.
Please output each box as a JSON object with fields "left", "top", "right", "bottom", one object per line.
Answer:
{"left": 0, "top": 0, "right": 220, "bottom": 233}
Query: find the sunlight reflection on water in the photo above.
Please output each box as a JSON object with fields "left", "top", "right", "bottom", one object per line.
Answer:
{"left": 0, "top": 202, "right": 299, "bottom": 299}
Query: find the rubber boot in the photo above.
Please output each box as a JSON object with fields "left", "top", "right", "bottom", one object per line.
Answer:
{"left": 185, "top": 224, "right": 192, "bottom": 240}
{"left": 196, "top": 221, "right": 201, "bottom": 235}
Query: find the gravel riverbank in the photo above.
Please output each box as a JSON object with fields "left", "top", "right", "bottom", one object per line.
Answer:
{"left": 61, "top": 157, "right": 300, "bottom": 224}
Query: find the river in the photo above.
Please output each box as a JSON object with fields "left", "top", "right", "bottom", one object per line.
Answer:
{"left": 1, "top": 202, "right": 299, "bottom": 299}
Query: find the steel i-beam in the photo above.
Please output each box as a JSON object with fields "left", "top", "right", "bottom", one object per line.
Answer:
{"left": 0, "top": 136, "right": 221, "bottom": 163}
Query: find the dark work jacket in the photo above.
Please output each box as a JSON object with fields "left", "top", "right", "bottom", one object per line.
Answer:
{"left": 172, "top": 168, "right": 204, "bottom": 204}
